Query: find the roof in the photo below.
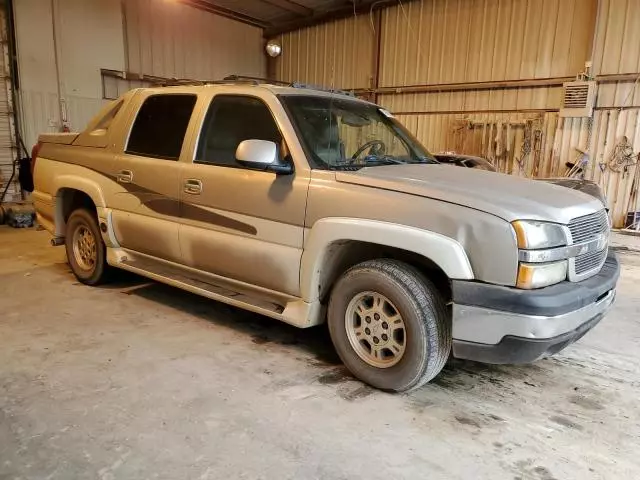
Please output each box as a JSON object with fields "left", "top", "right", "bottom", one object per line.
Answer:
{"left": 183, "top": 0, "right": 419, "bottom": 36}
{"left": 142, "top": 80, "right": 375, "bottom": 104}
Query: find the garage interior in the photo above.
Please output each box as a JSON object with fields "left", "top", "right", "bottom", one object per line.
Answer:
{"left": 1, "top": 0, "right": 640, "bottom": 478}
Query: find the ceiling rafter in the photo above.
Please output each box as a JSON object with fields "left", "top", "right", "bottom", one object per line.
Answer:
{"left": 180, "top": 0, "right": 422, "bottom": 36}
{"left": 179, "top": 0, "right": 268, "bottom": 28}
{"left": 257, "top": 0, "right": 313, "bottom": 17}
{"left": 265, "top": 0, "right": 421, "bottom": 37}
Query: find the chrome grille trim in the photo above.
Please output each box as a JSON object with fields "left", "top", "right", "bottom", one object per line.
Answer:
{"left": 568, "top": 209, "right": 609, "bottom": 244}
{"left": 567, "top": 209, "right": 610, "bottom": 281}
{"left": 575, "top": 247, "right": 608, "bottom": 274}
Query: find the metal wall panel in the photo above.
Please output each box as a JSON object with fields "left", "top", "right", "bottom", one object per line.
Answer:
{"left": 14, "top": 0, "right": 265, "bottom": 150}
{"left": 378, "top": 87, "right": 564, "bottom": 113}
{"left": 14, "top": 0, "right": 58, "bottom": 149}
{"left": 14, "top": 0, "right": 125, "bottom": 147}
{"left": 273, "top": 14, "right": 375, "bottom": 90}
{"left": 379, "top": 0, "right": 596, "bottom": 88}
{"left": 555, "top": 109, "right": 640, "bottom": 228}
{"left": 0, "top": 5, "right": 17, "bottom": 201}
{"left": 394, "top": 109, "right": 640, "bottom": 228}
{"left": 394, "top": 111, "right": 554, "bottom": 174}
{"left": 124, "top": 0, "right": 265, "bottom": 81}
{"left": 593, "top": 0, "right": 640, "bottom": 75}
{"left": 272, "top": 0, "right": 640, "bottom": 227}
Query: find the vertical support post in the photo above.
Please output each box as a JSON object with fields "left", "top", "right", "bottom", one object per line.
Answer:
{"left": 370, "top": 10, "right": 382, "bottom": 103}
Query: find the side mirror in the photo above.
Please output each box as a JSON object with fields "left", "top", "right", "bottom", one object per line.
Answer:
{"left": 235, "top": 139, "right": 293, "bottom": 175}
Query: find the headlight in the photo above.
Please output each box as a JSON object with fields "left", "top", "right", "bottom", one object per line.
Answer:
{"left": 517, "top": 261, "right": 568, "bottom": 289}
{"left": 512, "top": 220, "right": 567, "bottom": 249}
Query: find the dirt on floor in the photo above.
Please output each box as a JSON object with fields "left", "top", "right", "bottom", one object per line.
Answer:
{"left": 1, "top": 227, "right": 639, "bottom": 480}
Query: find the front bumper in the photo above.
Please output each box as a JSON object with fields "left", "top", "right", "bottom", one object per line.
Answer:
{"left": 451, "top": 252, "right": 619, "bottom": 364}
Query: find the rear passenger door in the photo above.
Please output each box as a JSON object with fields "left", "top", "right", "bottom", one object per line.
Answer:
{"left": 108, "top": 93, "right": 197, "bottom": 263}
{"left": 178, "top": 94, "right": 309, "bottom": 297}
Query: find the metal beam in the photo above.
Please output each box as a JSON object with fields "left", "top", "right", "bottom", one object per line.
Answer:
{"left": 352, "top": 73, "right": 640, "bottom": 97}
{"left": 264, "top": 0, "right": 421, "bottom": 37}
{"left": 352, "top": 76, "right": 577, "bottom": 96}
{"left": 258, "top": 0, "right": 312, "bottom": 16}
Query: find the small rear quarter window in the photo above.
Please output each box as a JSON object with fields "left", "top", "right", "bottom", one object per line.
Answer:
{"left": 126, "top": 94, "right": 197, "bottom": 160}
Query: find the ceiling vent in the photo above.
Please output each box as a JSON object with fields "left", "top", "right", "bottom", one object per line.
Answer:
{"left": 560, "top": 81, "right": 597, "bottom": 118}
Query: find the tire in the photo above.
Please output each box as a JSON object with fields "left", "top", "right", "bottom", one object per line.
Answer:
{"left": 65, "top": 208, "right": 110, "bottom": 285}
{"left": 328, "top": 259, "right": 451, "bottom": 392}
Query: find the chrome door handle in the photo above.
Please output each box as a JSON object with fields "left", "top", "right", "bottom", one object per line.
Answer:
{"left": 184, "top": 179, "right": 202, "bottom": 195}
{"left": 116, "top": 170, "right": 133, "bottom": 183}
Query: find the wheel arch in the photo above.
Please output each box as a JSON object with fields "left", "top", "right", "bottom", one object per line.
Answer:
{"left": 301, "top": 218, "right": 474, "bottom": 305}
{"left": 53, "top": 177, "right": 104, "bottom": 237}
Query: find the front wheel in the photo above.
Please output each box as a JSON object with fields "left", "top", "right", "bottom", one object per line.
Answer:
{"left": 328, "top": 259, "right": 451, "bottom": 392}
{"left": 65, "top": 209, "right": 110, "bottom": 285}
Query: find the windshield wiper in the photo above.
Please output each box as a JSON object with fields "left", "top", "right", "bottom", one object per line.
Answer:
{"left": 362, "top": 155, "right": 404, "bottom": 165}
{"left": 328, "top": 156, "right": 405, "bottom": 170}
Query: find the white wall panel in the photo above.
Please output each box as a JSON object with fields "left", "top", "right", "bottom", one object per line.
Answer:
{"left": 14, "top": 0, "right": 265, "bottom": 149}
{"left": 13, "top": 0, "right": 58, "bottom": 147}
{"left": 14, "top": 0, "right": 125, "bottom": 146}
{"left": 56, "top": 0, "right": 125, "bottom": 99}
{"left": 124, "top": 0, "right": 265, "bottom": 80}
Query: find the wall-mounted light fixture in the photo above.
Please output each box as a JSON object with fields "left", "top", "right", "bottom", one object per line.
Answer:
{"left": 265, "top": 41, "right": 282, "bottom": 57}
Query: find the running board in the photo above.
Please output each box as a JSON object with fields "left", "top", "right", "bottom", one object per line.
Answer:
{"left": 118, "top": 256, "right": 285, "bottom": 317}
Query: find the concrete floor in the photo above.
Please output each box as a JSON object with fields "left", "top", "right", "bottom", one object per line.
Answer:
{"left": 1, "top": 227, "right": 639, "bottom": 480}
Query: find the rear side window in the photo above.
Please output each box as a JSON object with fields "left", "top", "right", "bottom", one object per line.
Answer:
{"left": 196, "top": 95, "right": 281, "bottom": 167}
{"left": 126, "top": 94, "right": 197, "bottom": 160}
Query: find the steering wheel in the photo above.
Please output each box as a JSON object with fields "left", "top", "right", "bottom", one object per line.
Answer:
{"left": 351, "top": 140, "right": 386, "bottom": 160}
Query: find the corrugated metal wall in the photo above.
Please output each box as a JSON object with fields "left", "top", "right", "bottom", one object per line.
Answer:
{"left": 585, "top": 0, "right": 640, "bottom": 226}
{"left": 14, "top": 0, "right": 265, "bottom": 149}
{"left": 124, "top": 0, "right": 264, "bottom": 80}
{"left": 14, "top": 0, "right": 125, "bottom": 148}
{"left": 271, "top": 0, "right": 640, "bottom": 227}
{"left": 276, "top": 14, "right": 374, "bottom": 90}
{"left": 0, "top": 5, "right": 17, "bottom": 201}
{"left": 379, "top": 0, "right": 595, "bottom": 86}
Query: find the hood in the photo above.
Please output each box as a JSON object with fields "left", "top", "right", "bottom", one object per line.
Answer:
{"left": 538, "top": 178, "right": 606, "bottom": 205}
{"left": 335, "top": 164, "right": 604, "bottom": 224}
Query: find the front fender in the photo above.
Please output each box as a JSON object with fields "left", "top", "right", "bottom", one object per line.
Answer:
{"left": 300, "top": 218, "right": 474, "bottom": 302}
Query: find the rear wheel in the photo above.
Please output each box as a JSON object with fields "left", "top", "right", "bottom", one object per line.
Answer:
{"left": 65, "top": 209, "right": 109, "bottom": 285}
{"left": 328, "top": 259, "right": 451, "bottom": 392}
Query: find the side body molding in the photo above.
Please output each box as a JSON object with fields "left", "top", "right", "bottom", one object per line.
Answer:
{"left": 300, "top": 218, "right": 474, "bottom": 302}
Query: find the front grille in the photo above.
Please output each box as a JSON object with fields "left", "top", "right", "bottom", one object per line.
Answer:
{"left": 575, "top": 247, "right": 608, "bottom": 275}
{"left": 568, "top": 209, "right": 609, "bottom": 244}
{"left": 567, "top": 209, "right": 610, "bottom": 281}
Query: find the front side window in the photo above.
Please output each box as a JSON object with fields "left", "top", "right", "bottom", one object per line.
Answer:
{"left": 196, "top": 95, "right": 282, "bottom": 167}
{"left": 280, "top": 95, "right": 435, "bottom": 170}
{"left": 126, "top": 94, "right": 197, "bottom": 160}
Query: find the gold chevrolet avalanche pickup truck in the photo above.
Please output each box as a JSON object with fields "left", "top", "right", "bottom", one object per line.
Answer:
{"left": 32, "top": 80, "right": 619, "bottom": 392}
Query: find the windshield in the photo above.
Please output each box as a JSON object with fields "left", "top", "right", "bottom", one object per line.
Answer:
{"left": 280, "top": 95, "right": 436, "bottom": 170}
